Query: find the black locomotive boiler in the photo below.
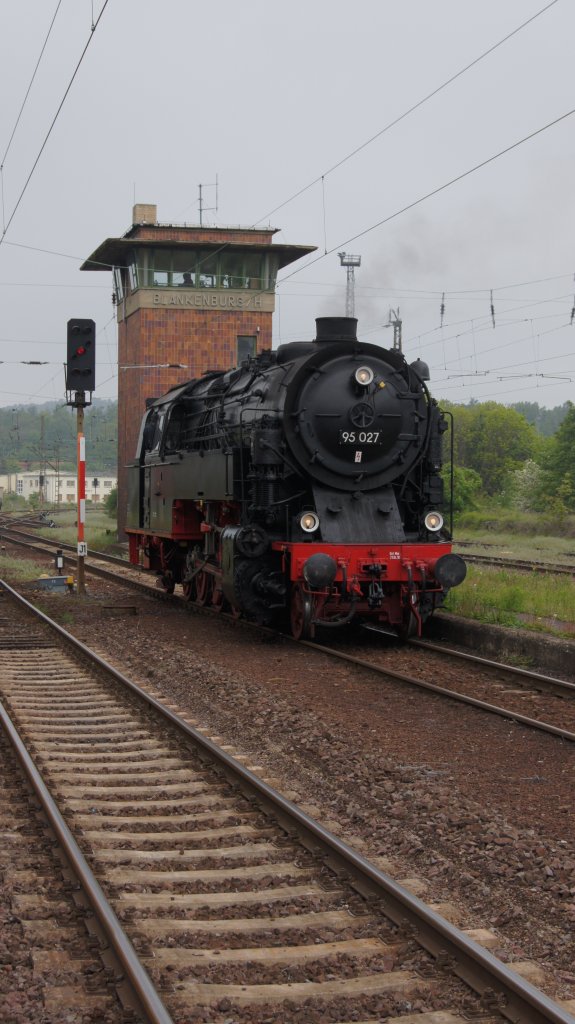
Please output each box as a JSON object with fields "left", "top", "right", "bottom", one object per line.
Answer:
{"left": 126, "top": 316, "right": 466, "bottom": 638}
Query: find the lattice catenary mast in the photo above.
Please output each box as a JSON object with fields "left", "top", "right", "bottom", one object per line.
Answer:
{"left": 338, "top": 251, "right": 361, "bottom": 317}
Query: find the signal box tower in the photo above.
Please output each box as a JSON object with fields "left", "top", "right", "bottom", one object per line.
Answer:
{"left": 81, "top": 204, "right": 315, "bottom": 533}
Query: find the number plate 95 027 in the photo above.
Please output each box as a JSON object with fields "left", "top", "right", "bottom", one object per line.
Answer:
{"left": 339, "top": 430, "right": 382, "bottom": 445}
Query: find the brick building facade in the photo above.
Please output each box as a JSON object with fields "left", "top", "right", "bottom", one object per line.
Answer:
{"left": 81, "top": 205, "right": 315, "bottom": 531}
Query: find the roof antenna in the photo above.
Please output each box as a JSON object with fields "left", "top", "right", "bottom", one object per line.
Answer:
{"left": 198, "top": 174, "right": 218, "bottom": 226}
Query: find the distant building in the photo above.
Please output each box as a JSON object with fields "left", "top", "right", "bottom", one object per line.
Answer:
{"left": 0, "top": 471, "right": 116, "bottom": 505}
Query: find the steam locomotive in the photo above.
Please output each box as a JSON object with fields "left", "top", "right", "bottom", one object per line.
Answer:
{"left": 126, "top": 316, "right": 466, "bottom": 639}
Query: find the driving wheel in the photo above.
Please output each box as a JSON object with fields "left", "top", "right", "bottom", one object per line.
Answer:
{"left": 182, "top": 577, "right": 197, "bottom": 602}
{"left": 194, "top": 570, "right": 212, "bottom": 606}
{"left": 290, "top": 584, "right": 315, "bottom": 640}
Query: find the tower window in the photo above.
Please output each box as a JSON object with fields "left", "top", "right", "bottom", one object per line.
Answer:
{"left": 237, "top": 335, "right": 257, "bottom": 363}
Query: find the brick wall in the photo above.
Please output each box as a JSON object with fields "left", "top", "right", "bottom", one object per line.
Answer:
{"left": 127, "top": 225, "right": 275, "bottom": 246}
{"left": 117, "top": 306, "right": 272, "bottom": 533}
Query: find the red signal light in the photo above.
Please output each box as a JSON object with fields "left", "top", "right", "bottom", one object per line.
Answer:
{"left": 75, "top": 346, "right": 86, "bottom": 356}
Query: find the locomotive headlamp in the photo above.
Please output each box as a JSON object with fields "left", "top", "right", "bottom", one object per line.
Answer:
{"left": 424, "top": 511, "right": 444, "bottom": 532}
{"left": 354, "top": 366, "right": 374, "bottom": 387}
{"left": 300, "top": 511, "right": 320, "bottom": 533}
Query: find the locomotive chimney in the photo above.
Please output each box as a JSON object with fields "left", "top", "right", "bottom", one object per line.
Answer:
{"left": 314, "top": 316, "right": 358, "bottom": 343}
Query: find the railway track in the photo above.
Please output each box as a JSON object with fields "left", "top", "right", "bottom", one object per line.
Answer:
{"left": 456, "top": 552, "right": 575, "bottom": 576}
{"left": 0, "top": 723, "right": 131, "bottom": 1021}
{"left": 1, "top": 579, "right": 574, "bottom": 1024}
{"left": 1, "top": 527, "right": 574, "bottom": 745}
{"left": 350, "top": 630, "right": 575, "bottom": 742}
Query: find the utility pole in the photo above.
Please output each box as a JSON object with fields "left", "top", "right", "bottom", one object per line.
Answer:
{"left": 39, "top": 414, "right": 46, "bottom": 507}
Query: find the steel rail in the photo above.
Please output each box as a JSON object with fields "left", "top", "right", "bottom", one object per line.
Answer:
{"left": 0, "top": 525, "right": 134, "bottom": 571}
{"left": 0, "top": 531, "right": 163, "bottom": 601}
{"left": 300, "top": 637, "right": 575, "bottom": 744}
{"left": 411, "top": 638, "right": 575, "bottom": 695}
{"left": 459, "top": 552, "right": 575, "bottom": 576}
{"left": 0, "top": 696, "right": 175, "bottom": 1024}
{"left": 1, "top": 578, "right": 574, "bottom": 1024}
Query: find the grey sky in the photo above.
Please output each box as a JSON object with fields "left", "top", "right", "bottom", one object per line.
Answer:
{"left": 0, "top": 0, "right": 573, "bottom": 410}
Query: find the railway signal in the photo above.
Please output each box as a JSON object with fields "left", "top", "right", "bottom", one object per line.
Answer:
{"left": 66, "top": 318, "right": 96, "bottom": 392}
{"left": 64, "top": 317, "right": 96, "bottom": 596}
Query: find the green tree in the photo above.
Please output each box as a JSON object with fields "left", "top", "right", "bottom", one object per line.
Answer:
{"left": 442, "top": 401, "right": 537, "bottom": 496}
{"left": 511, "top": 401, "right": 570, "bottom": 437}
{"left": 443, "top": 464, "right": 482, "bottom": 514}
{"left": 0, "top": 399, "right": 117, "bottom": 474}
{"left": 509, "top": 459, "right": 545, "bottom": 512}
{"left": 543, "top": 402, "right": 575, "bottom": 509}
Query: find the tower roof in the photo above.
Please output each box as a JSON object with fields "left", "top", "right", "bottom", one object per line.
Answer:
{"left": 80, "top": 236, "right": 315, "bottom": 271}
{"left": 81, "top": 209, "right": 316, "bottom": 271}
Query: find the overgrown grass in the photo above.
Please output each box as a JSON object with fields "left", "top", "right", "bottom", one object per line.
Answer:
{"left": 455, "top": 530, "right": 575, "bottom": 565}
{"left": 445, "top": 565, "right": 575, "bottom": 634}
{"left": 0, "top": 555, "right": 51, "bottom": 583}
{"left": 456, "top": 508, "right": 575, "bottom": 539}
{"left": 36, "top": 510, "right": 121, "bottom": 554}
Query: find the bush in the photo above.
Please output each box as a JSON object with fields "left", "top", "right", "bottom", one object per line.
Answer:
{"left": 1, "top": 493, "right": 27, "bottom": 511}
{"left": 105, "top": 486, "right": 117, "bottom": 516}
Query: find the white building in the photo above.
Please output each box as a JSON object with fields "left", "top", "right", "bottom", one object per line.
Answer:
{"left": 0, "top": 471, "right": 117, "bottom": 505}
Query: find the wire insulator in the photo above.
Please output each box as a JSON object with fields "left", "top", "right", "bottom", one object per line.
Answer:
{"left": 440, "top": 292, "right": 445, "bottom": 328}
{"left": 490, "top": 289, "right": 495, "bottom": 328}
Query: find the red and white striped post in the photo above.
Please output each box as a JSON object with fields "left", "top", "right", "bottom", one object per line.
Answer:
{"left": 77, "top": 411, "right": 87, "bottom": 594}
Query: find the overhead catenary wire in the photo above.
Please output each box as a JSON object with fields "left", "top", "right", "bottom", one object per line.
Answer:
{"left": 0, "top": 0, "right": 111, "bottom": 245}
{"left": 278, "top": 106, "right": 575, "bottom": 286}
{"left": 0, "top": 0, "right": 63, "bottom": 170}
{"left": 1, "top": 5, "right": 563, "bottom": 283}
{"left": 0, "top": 5, "right": 571, "bottom": 406}
{"left": 407, "top": 296, "right": 574, "bottom": 352}
{"left": 0, "top": 0, "right": 64, "bottom": 232}
{"left": 252, "top": 0, "right": 562, "bottom": 227}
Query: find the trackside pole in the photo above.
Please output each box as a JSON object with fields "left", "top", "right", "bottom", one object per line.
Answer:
{"left": 64, "top": 316, "right": 95, "bottom": 596}
{"left": 77, "top": 404, "right": 87, "bottom": 595}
